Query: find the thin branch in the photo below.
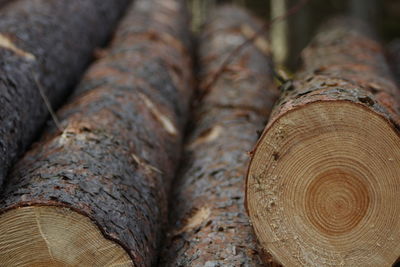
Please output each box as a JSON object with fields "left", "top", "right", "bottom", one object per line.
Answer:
{"left": 32, "top": 72, "right": 64, "bottom": 132}
{"left": 201, "top": 0, "right": 310, "bottom": 94}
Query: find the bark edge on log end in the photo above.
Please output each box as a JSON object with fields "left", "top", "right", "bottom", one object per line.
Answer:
{"left": 246, "top": 100, "right": 400, "bottom": 266}
{"left": 0, "top": 204, "right": 133, "bottom": 266}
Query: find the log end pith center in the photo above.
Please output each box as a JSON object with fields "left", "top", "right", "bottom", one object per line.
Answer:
{"left": 305, "top": 168, "right": 370, "bottom": 236}
{"left": 246, "top": 101, "right": 400, "bottom": 267}
{"left": 0, "top": 206, "right": 132, "bottom": 266}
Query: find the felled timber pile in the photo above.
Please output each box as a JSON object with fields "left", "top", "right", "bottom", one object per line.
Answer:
{"left": 0, "top": 0, "right": 131, "bottom": 185}
{"left": 160, "top": 6, "right": 277, "bottom": 266}
{"left": 246, "top": 17, "right": 400, "bottom": 266}
{"left": 0, "top": 0, "right": 192, "bottom": 266}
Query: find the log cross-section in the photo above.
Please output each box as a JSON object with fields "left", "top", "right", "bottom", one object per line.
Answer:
{"left": 246, "top": 17, "right": 400, "bottom": 267}
{"left": 0, "top": 0, "right": 131, "bottom": 186}
{"left": 160, "top": 6, "right": 278, "bottom": 266}
{"left": 0, "top": 0, "right": 192, "bottom": 266}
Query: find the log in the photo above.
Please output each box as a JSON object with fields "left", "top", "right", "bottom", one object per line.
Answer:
{"left": 160, "top": 6, "right": 277, "bottom": 266}
{"left": 246, "top": 17, "right": 400, "bottom": 267}
{"left": 0, "top": 0, "right": 130, "bottom": 185}
{"left": 0, "top": 0, "right": 192, "bottom": 266}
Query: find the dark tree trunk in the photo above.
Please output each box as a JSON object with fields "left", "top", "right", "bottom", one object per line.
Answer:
{"left": 0, "top": 0, "right": 130, "bottom": 185}
{"left": 160, "top": 5, "right": 278, "bottom": 266}
{"left": 247, "top": 17, "right": 400, "bottom": 267}
{"left": 0, "top": 0, "right": 192, "bottom": 266}
{"left": 0, "top": 0, "right": 10, "bottom": 8}
{"left": 388, "top": 39, "right": 400, "bottom": 85}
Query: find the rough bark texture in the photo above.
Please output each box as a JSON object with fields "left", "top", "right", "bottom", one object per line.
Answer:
{"left": 160, "top": 6, "right": 277, "bottom": 266}
{"left": 265, "top": 16, "right": 400, "bottom": 132}
{"left": 0, "top": 0, "right": 192, "bottom": 266}
{"left": 0, "top": 0, "right": 131, "bottom": 186}
{"left": 388, "top": 39, "right": 400, "bottom": 85}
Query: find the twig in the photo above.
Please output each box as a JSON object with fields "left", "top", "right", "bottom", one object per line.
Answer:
{"left": 32, "top": 72, "right": 64, "bottom": 132}
{"left": 201, "top": 0, "right": 310, "bottom": 94}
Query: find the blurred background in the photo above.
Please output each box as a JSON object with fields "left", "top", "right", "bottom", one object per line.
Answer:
{"left": 189, "top": 0, "right": 400, "bottom": 70}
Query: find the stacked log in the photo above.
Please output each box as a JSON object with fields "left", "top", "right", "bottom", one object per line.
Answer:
{"left": 0, "top": 0, "right": 130, "bottom": 185}
{"left": 160, "top": 6, "right": 278, "bottom": 266}
{"left": 246, "top": 17, "right": 400, "bottom": 266}
{"left": 0, "top": 0, "right": 192, "bottom": 266}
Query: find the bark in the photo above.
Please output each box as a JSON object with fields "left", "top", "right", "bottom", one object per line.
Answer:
{"left": 0, "top": 0, "right": 192, "bottom": 266}
{"left": 160, "top": 6, "right": 277, "bottom": 266}
{"left": 267, "top": 16, "right": 400, "bottom": 130}
{"left": 0, "top": 0, "right": 130, "bottom": 186}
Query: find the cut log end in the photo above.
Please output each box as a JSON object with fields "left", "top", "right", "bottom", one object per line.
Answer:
{"left": 0, "top": 206, "right": 132, "bottom": 267}
{"left": 247, "top": 101, "right": 400, "bottom": 266}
